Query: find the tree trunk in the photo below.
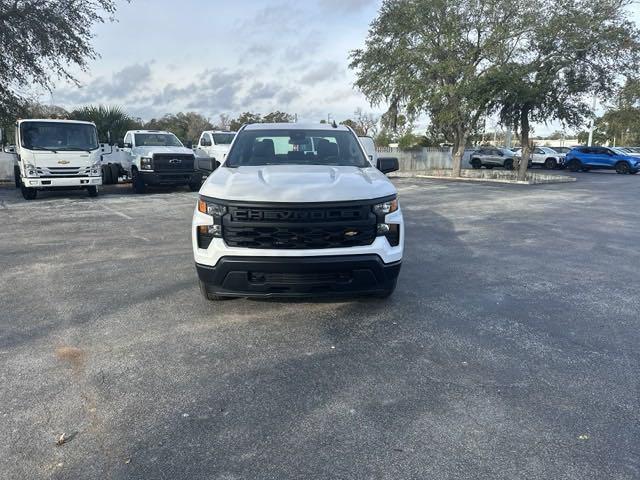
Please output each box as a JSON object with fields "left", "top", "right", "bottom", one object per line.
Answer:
{"left": 518, "top": 108, "right": 531, "bottom": 181}
{"left": 451, "top": 129, "right": 467, "bottom": 177}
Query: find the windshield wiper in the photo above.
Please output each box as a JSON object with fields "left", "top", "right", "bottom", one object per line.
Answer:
{"left": 28, "top": 146, "right": 57, "bottom": 153}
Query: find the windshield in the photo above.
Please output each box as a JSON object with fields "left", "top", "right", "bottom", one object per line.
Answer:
{"left": 213, "top": 133, "right": 235, "bottom": 145}
{"left": 134, "top": 133, "right": 183, "bottom": 147}
{"left": 20, "top": 122, "right": 98, "bottom": 151}
{"left": 225, "top": 129, "right": 369, "bottom": 168}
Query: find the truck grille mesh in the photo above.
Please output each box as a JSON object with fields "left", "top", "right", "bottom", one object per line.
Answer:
{"left": 223, "top": 203, "right": 376, "bottom": 249}
{"left": 153, "top": 154, "right": 195, "bottom": 172}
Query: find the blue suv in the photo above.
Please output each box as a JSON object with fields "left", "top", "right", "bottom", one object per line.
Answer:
{"left": 565, "top": 146, "right": 640, "bottom": 174}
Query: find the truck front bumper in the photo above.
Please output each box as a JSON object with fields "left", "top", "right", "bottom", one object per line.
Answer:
{"left": 139, "top": 171, "right": 201, "bottom": 186}
{"left": 196, "top": 255, "right": 401, "bottom": 298}
{"left": 23, "top": 177, "right": 102, "bottom": 188}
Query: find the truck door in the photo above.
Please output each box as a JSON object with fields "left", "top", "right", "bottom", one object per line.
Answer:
{"left": 121, "top": 132, "right": 133, "bottom": 171}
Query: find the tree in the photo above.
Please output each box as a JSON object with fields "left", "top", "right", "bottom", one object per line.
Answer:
{"left": 229, "top": 112, "right": 262, "bottom": 131}
{"left": 228, "top": 111, "right": 295, "bottom": 131}
{"left": 214, "top": 114, "right": 232, "bottom": 131}
{"left": 490, "top": 0, "right": 640, "bottom": 180}
{"left": 262, "top": 111, "right": 294, "bottom": 123}
{"left": 353, "top": 108, "right": 379, "bottom": 136}
{"left": 340, "top": 119, "right": 365, "bottom": 135}
{"left": 145, "top": 112, "right": 213, "bottom": 145}
{"left": 23, "top": 102, "right": 69, "bottom": 119}
{"left": 0, "top": 0, "right": 121, "bottom": 123}
{"left": 350, "top": 0, "right": 531, "bottom": 176}
{"left": 586, "top": 79, "right": 640, "bottom": 145}
{"left": 374, "top": 129, "right": 393, "bottom": 147}
{"left": 70, "top": 105, "right": 140, "bottom": 144}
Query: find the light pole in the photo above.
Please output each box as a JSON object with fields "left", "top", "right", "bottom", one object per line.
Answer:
{"left": 587, "top": 94, "right": 597, "bottom": 146}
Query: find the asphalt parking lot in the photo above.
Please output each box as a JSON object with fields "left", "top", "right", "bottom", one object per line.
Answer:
{"left": 1, "top": 172, "right": 639, "bottom": 480}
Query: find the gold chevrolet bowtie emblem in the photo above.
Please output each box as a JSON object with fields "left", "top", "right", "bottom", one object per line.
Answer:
{"left": 57, "top": 160, "right": 70, "bottom": 165}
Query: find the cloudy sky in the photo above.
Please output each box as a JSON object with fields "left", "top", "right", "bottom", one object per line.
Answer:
{"left": 47, "top": 0, "right": 380, "bottom": 125}
{"left": 45, "top": 0, "right": 640, "bottom": 135}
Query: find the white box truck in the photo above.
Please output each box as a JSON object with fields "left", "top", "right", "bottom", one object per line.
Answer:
{"left": 12, "top": 119, "right": 102, "bottom": 200}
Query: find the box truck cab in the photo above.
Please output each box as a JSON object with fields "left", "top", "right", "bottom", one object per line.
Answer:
{"left": 13, "top": 119, "right": 102, "bottom": 200}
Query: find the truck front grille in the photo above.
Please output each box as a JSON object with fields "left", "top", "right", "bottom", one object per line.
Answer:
{"left": 222, "top": 203, "right": 376, "bottom": 249}
{"left": 153, "top": 154, "right": 195, "bottom": 172}
{"left": 36, "top": 166, "right": 91, "bottom": 177}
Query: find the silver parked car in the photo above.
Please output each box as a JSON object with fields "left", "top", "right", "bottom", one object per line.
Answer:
{"left": 470, "top": 147, "right": 518, "bottom": 170}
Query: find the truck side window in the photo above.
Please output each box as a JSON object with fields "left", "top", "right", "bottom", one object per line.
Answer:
{"left": 124, "top": 133, "right": 132, "bottom": 146}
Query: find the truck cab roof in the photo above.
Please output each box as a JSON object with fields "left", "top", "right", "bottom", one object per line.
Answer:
{"left": 17, "top": 118, "right": 96, "bottom": 126}
{"left": 243, "top": 123, "right": 350, "bottom": 132}
{"left": 126, "top": 129, "right": 174, "bottom": 135}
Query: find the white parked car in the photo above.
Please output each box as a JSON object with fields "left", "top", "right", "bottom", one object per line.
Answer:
{"left": 513, "top": 146, "right": 565, "bottom": 169}
{"left": 192, "top": 123, "right": 404, "bottom": 300}
{"left": 118, "top": 130, "right": 201, "bottom": 193}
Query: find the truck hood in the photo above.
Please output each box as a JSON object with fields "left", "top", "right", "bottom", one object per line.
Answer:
{"left": 133, "top": 146, "right": 195, "bottom": 157}
{"left": 23, "top": 150, "right": 98, "bottom": 167}
{"left": 201, "top": 165, "right": 396, "bottom": 202}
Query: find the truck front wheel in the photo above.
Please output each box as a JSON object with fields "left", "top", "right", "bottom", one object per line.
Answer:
{"left": 21, "top": 185, "right": 37, "bottom": 200}
{"left": 131, "top": 169, "right": 147, "bottom": 194}
{"left": 14, "top": 167, "right": 21, "bottom": 188}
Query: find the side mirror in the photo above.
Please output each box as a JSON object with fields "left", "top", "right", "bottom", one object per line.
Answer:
{"left": 213, "top": 159, "right": 221, "bottom": 170}
{"left": 201, "top": 139, "right": 212, "bottom": 147}
{"left": 117, "top": 141, "right": 124, "bottom": 148}
{"left": 377, "top": 157, "right": 399, "bottom": 174}
{"left": 184, "top": 141, "right": 193, "bottom": 149}
{"left": 124, "top": 142, "right": 132, "bottom": 149}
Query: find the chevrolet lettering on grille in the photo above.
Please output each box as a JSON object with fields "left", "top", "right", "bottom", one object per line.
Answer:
{"left": 233, "top": 209, "right": 361, "bottom": 222}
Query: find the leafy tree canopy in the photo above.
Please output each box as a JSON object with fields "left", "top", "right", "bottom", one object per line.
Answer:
{"left": 0, "top": 0, "right": 122, "bottom": 123}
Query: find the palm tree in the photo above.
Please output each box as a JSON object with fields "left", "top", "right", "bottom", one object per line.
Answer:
{"left": 70, "top": 105, "right": 140, "bottom": 144}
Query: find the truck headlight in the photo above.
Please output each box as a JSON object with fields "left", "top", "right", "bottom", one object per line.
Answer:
{"left": 25, "top": 164, "right": 38, "bottom": 177}
{"left": 373, "top": 196, "right": 400, "bottom": 246}
{"left": 373, "top": 197, "right": 398, "bottom": 216}
{"left": 197, "top": 198, "right": 226, "bottom": 239}
{"left": 90, "top": 163, "right": 101, "bottom": 176}
{"left": 140, "top": 157, "right": 153, "bottom": 170}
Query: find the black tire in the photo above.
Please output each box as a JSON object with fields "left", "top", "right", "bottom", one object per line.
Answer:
{"left": 131, "top": 169, "right": 147, "bottom": 194}
{"left": 503, "top": 159, "right": 514, "bottom": 170}
{"left": 14, "top": 167, "right": 21, "bottom": 189}
{"left": 471, "top": 158, "right": 482, "bottom": 169}
{"left": 87, "top": 186, "right": 98, "bottom": 197}
{"left": 110, "top": 163, "right": 120, "bottom": 183}
{"left": 21, "top": 185, "right": 37, "bottom": 200}
{"left": 544, "top": 158, "right": 557, "bottom": 169}
{"left": 102, "top": 164, "right": 113, "bottom": 185}
{"left": 199, "top": 280, "right": 231, "bottom": 301}
{"left": 615, "top": 161, "right": 630, "bottom": 174}
{"left": 567, "top": 159, "right": 582, "bottom": 172}
{"left": 188, "top": 178, "right": 202, "bottom": 192}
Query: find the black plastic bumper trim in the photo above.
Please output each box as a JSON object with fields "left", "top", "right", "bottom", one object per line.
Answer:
{"left": 196, "top": 254, "right": 401, "bottom": 297}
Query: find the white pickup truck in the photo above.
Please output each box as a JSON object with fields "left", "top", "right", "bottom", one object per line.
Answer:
{"left": 10, "top": 119, "right": 102, "bottom": 200}
{"left": 192, "top": 123, "right": 404, "bottom": 300}
{"left": 118, "top": 129, "right": 202, "bottom": 193}
{"left": 195, "top": 130, "right": 236, "bottom": 175}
